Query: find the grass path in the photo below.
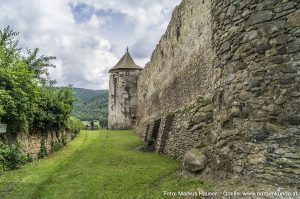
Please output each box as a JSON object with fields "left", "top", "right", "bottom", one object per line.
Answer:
{"left": 0, "top": 130, "right": 208, "bottom": 199}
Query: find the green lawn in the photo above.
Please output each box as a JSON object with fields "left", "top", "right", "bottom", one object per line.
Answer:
{"left": 0, "top": 130, "right": 208, "bottom": 199}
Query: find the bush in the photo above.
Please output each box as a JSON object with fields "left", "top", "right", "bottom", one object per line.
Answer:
{"left": 49, "top": 141, "right": 64, "bottom": 153}
{"left": 66, "top": 117, "right": 84, "bottom": 134}
{"left": 38, "top": 137, "right": 47, "bottom": 159}
{"left": 0, "top": 141, "right": 29, "bottom": 170}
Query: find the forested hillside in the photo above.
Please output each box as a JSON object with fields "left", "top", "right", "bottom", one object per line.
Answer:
{"left": 71, "top": 88, "right": 108, "bottom": 128}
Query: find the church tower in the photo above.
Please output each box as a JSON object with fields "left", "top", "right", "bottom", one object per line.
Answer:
{"left": 108, "top": 49, "right": 142, "bottom": 129}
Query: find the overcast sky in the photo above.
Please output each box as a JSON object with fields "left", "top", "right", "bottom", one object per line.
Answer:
{"left": 0, "top": 0, "right": 180, "bottom": 89}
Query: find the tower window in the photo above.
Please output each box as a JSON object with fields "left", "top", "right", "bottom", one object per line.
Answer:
{"left": 113, "top": 77, "right": 117, "bottom": 84}
{"left": 126, "top": 71, "right": 129, "bottom": 76}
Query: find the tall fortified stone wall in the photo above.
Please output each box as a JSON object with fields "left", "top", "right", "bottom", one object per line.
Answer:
{"left": 136, "top": 0, "right": 300, "bottom": 186}
{"left": 136, "top": 0, "right": 215, "bottom": 132}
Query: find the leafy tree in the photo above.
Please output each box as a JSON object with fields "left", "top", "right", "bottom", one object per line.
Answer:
{"left": 24, "top": 48, "right": 56, "bottom": 85}
{"left": 0, "top": 26, "right": 79, "bottom": 135}
{"left": 0, "top": 27, "right": 38, "bottom": 133}
{"left": 33, "top": 86, "right": 75, "bottom": 133}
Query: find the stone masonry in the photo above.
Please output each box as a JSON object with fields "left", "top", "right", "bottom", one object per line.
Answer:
{"left": 4, "top": 130, "right": 74, "bottom": 159}
{"left": 134, "top": 0, "right": 300, "bottom": 187}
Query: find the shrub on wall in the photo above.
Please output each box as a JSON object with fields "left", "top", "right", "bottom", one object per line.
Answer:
{"left": 65, "top": 116, "right": 84, "bottom": 134}
{"left": 49, "top": 141, "right": 64, "bottom": 153}
{"left": 33, "top": 87, "right": 75, "bottom": 133}
{"left": 0, "top": 141, "right": 29, "bottom": 170}
{"left": 37, "top": 137, "right": 48, "bottom": 159}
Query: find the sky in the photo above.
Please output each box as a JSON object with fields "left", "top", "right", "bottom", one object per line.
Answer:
{"left": 0, "top": 0, "right": 181, "bottom": 89}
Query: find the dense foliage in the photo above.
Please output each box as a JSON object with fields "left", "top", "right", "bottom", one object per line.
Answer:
{"left": 0, "top": 26, "right": 81, "bottom": 135}
{"left": 65, "top": 116, "right": 85, "bottom": 134}
{"left": 33, "top": 87, "right": 75, "bottom": 133}
{"left": 71, "top": 88, "right": 108, "bottom": 128}
{"left": 0, "top": 141, "right": 30, "bottom": 170}
{"left": 0, "top": 27, "right": 85, "bottom": 169}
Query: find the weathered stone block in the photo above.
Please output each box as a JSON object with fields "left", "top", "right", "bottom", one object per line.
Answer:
{"left": 233, "top": 166, "right": 244, "bottom": 174}
{"left": 183, "top": 149, "right": 207, "bottom": 172}
{"left": 256, "top": 40, "right": 271, "bottom": 54}
{"left": 279, "top": 66, "right": 296, "bottom": 73}
{"left": 234, "top": 61, "right": 248, "bottom": 70}
{"left": 231, "top": 106, "right": 241, "bottom": 117}
{"left": 259, "top": 20, "right": 286, "bottom": 36}
{"left": 191, "top": 123, "right": 203, "bottom": 132}
{"left": 286, "top": 115, "right": 300, "bottom": 125}
{"left": 246, "top": 78, "right": 261, "bottom": 90}
{"left": 271, "top": 34, "right": 290, "bottom": 46}
{"left": 262, "top": 104, "right": 280, "bottom": 115}
{"left": 220, "top": 41, "right": 230, "bottom": 53}
{"left": 247, "top": 11, "right": 273, "bottom": 25}
{"left": 287, "top": 10, "right": 300, "bottom": 27}
{"left": 248, "top": 154, "right": 266, "bottom": 165}
{"left": 241, "top": 9, "right": 252, "bottom": 17}
{"left": 226, "top": 5, "right": 236, "bottom": 17}
{"left": 287, "top": 38, "right": 300, "bottom": 53}
{"left": 275, "top": 9, "right": 296, "bottom": 19}
{"left": 199, "top": 104, "right": 213, "bottom": 112}
{"left": 192, "top": 112, "right": 213, "bottom": 124}
{"left": 246, "top": 128, "right": 270, "bottom": 142}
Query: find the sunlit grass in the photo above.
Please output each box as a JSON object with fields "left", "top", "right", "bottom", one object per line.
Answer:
{"left": 0, "top": 130, "right": 208, "bottom": 199}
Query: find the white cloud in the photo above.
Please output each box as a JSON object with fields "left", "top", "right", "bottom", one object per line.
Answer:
{"left": 0, "top": 0, "right": 180, "bottom": 89}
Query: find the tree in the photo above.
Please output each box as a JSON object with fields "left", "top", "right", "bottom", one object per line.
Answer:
{"left": 0, "top": 26, "right": 78, "bottom": 135}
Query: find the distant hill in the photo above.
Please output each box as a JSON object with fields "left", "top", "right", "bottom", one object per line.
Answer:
{"left": 71, "top": 88, "right": 108, "bottom": 128}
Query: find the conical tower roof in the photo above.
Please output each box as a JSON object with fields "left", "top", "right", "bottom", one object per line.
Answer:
{"left": 109, "top": 50, "right": 142, "bottom": 73}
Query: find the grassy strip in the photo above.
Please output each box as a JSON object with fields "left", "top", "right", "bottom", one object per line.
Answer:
{"left": 0, "top": 130, "right": 209, "bottom": 199}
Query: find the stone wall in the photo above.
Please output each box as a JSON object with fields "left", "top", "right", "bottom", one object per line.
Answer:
{"left": 152, "top": 95, "right": 214, "bottom": 159}
{"left": 135, "top": 0, "right": 300, "bottom": 186}
{"left": 210, "top": 0, "right": 300, "bottom": 186}
{"left": 13, "top": 131, "right": 74, "bottom": 159}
